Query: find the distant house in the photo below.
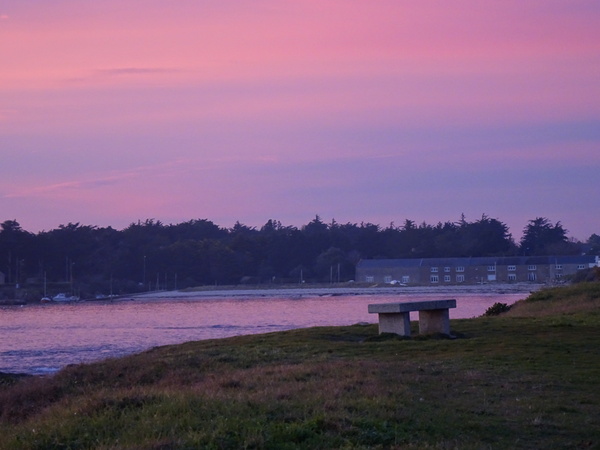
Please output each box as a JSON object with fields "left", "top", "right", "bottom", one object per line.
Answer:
{"left": 355, "top": 255, "right": 599, "bottom": 285}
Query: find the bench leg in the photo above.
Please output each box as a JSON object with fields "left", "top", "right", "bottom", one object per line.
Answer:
{"left": 418, "top": 309, "right": 450, "bottom": 335}
{"left": 378, "top": 312, "right": 411, "bottom": 336}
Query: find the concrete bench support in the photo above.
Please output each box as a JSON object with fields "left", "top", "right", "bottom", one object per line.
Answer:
{"left": 368, "top": 299, "right": 456, "bottom": 337}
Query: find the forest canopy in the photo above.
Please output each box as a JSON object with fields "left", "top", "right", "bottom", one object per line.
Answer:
{"left": 0, "top": 215, "right": 596, "bottom": 299}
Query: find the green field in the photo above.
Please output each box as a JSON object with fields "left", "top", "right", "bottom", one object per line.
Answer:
{"left": 1, "top": 283, "right": 599, "bottom": 449}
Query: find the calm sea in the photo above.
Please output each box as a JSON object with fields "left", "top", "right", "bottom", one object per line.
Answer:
{"left": 0, "top": 291, "right": 526, "bottom": 375}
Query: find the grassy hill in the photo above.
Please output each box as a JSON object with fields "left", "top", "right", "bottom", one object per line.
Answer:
{"left": 1, "top": 283, "right": 599, "bottom": 449}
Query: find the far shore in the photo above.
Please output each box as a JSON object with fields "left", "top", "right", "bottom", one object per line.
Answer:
{"left": 133, "top": 282, "right": 544, "bottom": 300}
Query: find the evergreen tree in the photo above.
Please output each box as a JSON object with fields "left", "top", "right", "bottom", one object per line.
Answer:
{"left": 520, "top": 217, "right": 568, "bottom": 255}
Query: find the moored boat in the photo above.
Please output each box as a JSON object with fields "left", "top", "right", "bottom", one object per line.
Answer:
{"left": 51, "top": 293, "right": 79, "bottom": 302}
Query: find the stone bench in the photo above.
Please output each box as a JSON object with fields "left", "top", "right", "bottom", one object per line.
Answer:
{"left": 368, "top": 299, "right": 456, "bottom": 337}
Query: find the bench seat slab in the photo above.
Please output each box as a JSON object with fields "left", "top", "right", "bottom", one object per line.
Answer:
{"left": 368, "top": 299, "right": 456, "bottom": 314}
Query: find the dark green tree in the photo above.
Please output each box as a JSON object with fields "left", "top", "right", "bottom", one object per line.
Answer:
{"left": 459, "top": 215, "right": 516, "bottom": 256}
{"left": 520, "top": 217, "right": 568, "bottom": 255}
{"left": 587, "top": 234, "right": 600, "bottom": 255}
{"left": 314, "top": 247, "right": 348, "bottom": 282}
{"left": 0, "top": 220, "right": 35, "bottom": 285}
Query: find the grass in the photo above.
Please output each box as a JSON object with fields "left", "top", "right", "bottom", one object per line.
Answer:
{"left": 1, "top": 284, "right": 600, "bottom": 449}
{"left": 506, "top": 281, "right": 600, "bottom": 317}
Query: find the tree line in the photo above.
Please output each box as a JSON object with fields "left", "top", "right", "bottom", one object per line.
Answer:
{"left": 1, "top": 215, "right": 598, "bottom": 299}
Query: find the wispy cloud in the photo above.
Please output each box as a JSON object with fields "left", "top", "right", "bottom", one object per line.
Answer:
{"left": 95, "top": 67, "right": 181, "bottom": 77}
{"left": 4, "top": 174, "right": 129, "bottom": 199}
{"left": 1, "top": 155, "right": 259, "bottom": 200}
{"left": 3, "top": 162, "right": 158, "bottom": 199}
{"left": 61, "top": 67, "right": 183, "bottom": 85}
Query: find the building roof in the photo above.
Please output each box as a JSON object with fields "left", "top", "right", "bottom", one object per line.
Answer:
{"left": 356, "top": 255, "right": 597, "bottom": 268}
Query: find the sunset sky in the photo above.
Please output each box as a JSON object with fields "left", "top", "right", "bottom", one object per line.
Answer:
{"left": 1, "top": 1, "right": 599, "bottom": 240}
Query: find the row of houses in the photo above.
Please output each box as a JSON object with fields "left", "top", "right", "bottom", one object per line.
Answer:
{"left": 355, "top": 255, "right": 600, "bottom": 285}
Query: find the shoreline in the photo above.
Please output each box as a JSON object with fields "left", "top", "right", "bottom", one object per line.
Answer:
{"left": 1, "top": 283, "right": 544, "bottom": 376}
{"left": 0, "top": 283, "right": 542, "bottom": 306}
{"left": 134, "top": 282, "right": 543, "bottom": 300}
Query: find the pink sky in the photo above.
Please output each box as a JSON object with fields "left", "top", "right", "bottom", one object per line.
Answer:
{"left": 1, "top": 1, "right": 599, "bottom": 240}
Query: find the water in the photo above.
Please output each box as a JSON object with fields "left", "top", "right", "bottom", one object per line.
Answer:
{"left": 0, "top": 291, "right": 526, "bottom": 375}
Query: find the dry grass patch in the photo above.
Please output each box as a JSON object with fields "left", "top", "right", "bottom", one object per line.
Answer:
{"left": 506, "top": 282, "right": 600, "bottom": 317}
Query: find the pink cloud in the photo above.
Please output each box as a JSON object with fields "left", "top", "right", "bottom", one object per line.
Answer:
{"left": 3, "top": 1, "right": 598, "bottom": 88}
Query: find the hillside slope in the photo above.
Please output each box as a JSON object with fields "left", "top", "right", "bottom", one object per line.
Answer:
{"left": 1, "top": 284, "right": 599, "bottom": 449}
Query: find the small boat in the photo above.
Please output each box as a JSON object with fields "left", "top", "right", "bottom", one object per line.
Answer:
{"left": 40, "top": 273, "right": 53, "bottom": 303}
{"left": 52, "top": 293, "right": 79, "bottom": 302}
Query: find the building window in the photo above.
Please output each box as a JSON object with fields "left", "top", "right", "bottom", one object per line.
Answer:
{"left": 555, "top": 265, "right": 562, "bottom": 270}
{"left": 444, "top": 275, "right": 451, "bottom": 282}
{"left": 528, "top": 265, "right": 537, "bottom": 271}
{"left": 508, "top": 274, "right": 517, "bottom": 281}
{"left": 430, "top": 275, "right": 439, "bottom": 283}
{"left": 444, "top": 267, "right": 450, "bottom": 272}
{"left": 431, "top": 267, "right": 438, "bottom": 273}
{"left": 577, "top": 264, "right": 586, "bottom": 270}
{"left": 456, "top": 266, "right": 465, "bottom": 272}
{"left": 487, "top": 265, "right": 496, "bottom": 272}
{"left": 528, "top": 272, "right": 537, "bottom": 281}
{"left": 507, "top": 265, "right": 516, "bottom": 271}
{"left": 384, "top": 276, "right": 392, "bottom": 283}
{"left": 456, "top": 275, "right": 465, "bottom": 283}
{"left": 402, "top": 276, "right": 410, "bottom": 284}
{"left": 365, "top": 276, "right": 374, "bottom": 283}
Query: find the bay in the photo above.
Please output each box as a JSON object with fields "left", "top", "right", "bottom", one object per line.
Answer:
{"left": 0, "top": 288, "right": 529, "bottom": 375}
